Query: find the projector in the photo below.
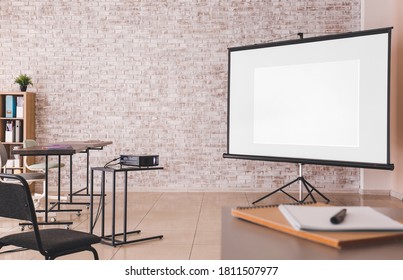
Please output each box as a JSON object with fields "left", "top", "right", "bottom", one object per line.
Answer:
{"left": 120, "top": 154, "right": 159, "bottom": 167}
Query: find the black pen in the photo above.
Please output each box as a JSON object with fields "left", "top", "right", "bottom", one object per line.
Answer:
{"left": 330, "top": 208, "right": 347, "bottom": 224}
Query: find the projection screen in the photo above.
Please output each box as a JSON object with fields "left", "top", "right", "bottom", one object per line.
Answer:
{"left": 224, "top": 27, "right": 394, "bottom": 170}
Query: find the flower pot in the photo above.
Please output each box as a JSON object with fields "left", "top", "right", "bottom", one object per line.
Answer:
{"left": 20, "top": 85, "right": 27, "bottom": 92}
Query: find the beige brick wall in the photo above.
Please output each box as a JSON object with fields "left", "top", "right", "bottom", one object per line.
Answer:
{"left": 0, "top": 0, "right": 361, "bottom": 193}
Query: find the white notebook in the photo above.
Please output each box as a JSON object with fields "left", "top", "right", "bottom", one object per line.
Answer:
{"left": 278, "top": 205, "right": 403, "bottom": 231}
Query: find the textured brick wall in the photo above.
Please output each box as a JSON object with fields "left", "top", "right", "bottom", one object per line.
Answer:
{"left": 0, "top": 0, "right": 361, "bottom": 193}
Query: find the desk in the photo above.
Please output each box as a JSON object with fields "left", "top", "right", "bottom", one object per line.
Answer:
{"left": 12, "top": 140, "right": 112, "bottom": 228}
{"left": 54, "top": 140, "right": 113, "bottom": 206}
{"left": 221, "top": 207, "right": 403, "bottom": 259}
{"left": 90, "top": 165, "right": 164, "bottom": 246}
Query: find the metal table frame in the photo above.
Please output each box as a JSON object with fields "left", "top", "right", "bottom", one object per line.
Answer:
{"left": 90, "top": 165, "right": 164, "bottom": 246}
{"left": 12, "top": 140, "right": 112, "bottom": 228}
{"left": 13, "top": 148, "right": 79, "bottom": 228}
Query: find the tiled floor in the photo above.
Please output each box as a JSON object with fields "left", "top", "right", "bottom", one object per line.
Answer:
{"left": 1, "top": 190, "right": 403, "bottom": 260}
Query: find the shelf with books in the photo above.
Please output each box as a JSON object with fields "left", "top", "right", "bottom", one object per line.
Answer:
{"left": 0, "top": 92, "right": 35, "bottom": 173}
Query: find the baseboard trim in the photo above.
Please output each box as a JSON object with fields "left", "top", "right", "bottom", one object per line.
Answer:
{"left": 358, "top": 189, "right": 391, "bottom": 196}
{"left": 390, "top": 190, "right": 403, "bottom": 200}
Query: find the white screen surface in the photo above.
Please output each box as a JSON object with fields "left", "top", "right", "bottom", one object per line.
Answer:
{"left": 228, "top": 30, "right": 391, "bottom": 167}
{"left": 254, "top": 60, "right": 360, "bottom": 147}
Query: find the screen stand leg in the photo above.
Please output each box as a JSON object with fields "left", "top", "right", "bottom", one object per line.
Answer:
{"left": 252, "top": 163, "right": 330, "bottom": 205}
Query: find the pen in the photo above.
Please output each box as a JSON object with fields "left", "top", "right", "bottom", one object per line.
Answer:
{"left": 330, "top": 208, "right": 347, "bottom": 224}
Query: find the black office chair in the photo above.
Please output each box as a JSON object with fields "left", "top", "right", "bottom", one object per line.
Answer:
{"left": 0, "top": 174, "right": 101, "bottom": 260}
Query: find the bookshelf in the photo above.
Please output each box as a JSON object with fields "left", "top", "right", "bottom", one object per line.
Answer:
{"left": 0, "top": 92, "right": 35, "bottom": 173}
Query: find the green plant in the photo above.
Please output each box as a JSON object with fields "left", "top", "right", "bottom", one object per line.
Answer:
{"left": 14, "top": 74, "right": 33, "bottom": 87}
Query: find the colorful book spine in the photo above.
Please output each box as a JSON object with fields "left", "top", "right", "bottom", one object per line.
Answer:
{"left": 16, "top": 96, "right": 24, "bottom": 118}
{"left": 5, "top": 95, "right": 16, "bottom": 118}
{"left": 5, "top": 121, "right": 14, "bottom": 142}
{"left": 15, "top": 120, "right": 22, "bottom": 142}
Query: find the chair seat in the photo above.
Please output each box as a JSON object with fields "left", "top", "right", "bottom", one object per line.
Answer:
{"left": 0, "top": 228, "right": 101, "bottom": 255}
{"left": 2, "top": 172, "right": 44, "bottom": 182}
{"left": 27, "top": 161, "right": 65, "bottom": 170}
{"left": 18, "top": 172, "right": 46, "bottom": 181}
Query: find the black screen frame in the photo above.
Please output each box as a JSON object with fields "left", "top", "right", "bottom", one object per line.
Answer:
{"left": 223, "top": 27, "right": 394, "bottom": 171}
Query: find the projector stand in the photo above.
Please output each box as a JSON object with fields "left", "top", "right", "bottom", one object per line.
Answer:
{"left": 252, "top": 163, "right": 330, "bottom": 205}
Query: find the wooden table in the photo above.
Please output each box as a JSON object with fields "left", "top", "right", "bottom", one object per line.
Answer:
{"left": 221, "top": 206, "right": 403, "bottom": 259}
{"left": 12, "top": 140, "right": 112, "bottom": 228}
{"left": 53, "top": 140, "right": 113, "bottom": 204}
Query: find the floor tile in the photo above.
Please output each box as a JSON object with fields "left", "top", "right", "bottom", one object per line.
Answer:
{"left": 0, "top": 191, "right": 402, "bottom": 260}
{"left": 190, "top": 244, "right": 221, "bottom": 260}
{"left": 112, "top": 243, "right": 192, "bottom": 260}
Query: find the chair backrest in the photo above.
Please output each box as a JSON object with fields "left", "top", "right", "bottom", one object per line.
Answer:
{"left": 23, "top": 139, "right": 38, "bottom": 170}
{"left": 0, "top": 174, "right": 45, "bottom": 254}
{"left": 23, "top": 139, "right": 38, "bottom": 149}
{"left": 0, "top": 174, "right": 37, "bottom": 223}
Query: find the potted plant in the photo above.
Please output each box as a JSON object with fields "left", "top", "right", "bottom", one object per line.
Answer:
{"left": 14, "top": 74, "right": 33, "bottom": 92}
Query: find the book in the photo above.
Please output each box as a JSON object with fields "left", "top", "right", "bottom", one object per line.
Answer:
{"left": 13, "top": 146, "right": 21, "bottom": 168}
{"left": 5, "top": 121, "right": 14, "bottom": 142}
{"left": 6, "top": 159, "right": 14, "bottom": 168}
{"left": 278, "top": 205, "right": 403, "bottom": 231}
{"left": 15, "top": 120, "right": 22, "bottom": 142}
{"left": 231, "top": 203, "right": 403, "bottom": 249}
{"left": 16, "top": 96, "right": 24, "bottom": 118}
{"left": 5, "top": 95, "right": 16, "bottom": 118}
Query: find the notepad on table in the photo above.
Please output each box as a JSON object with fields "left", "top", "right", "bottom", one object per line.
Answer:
{"left": 278, "top": 205, "right": 403, "bottom": 231}
{"left": 231, "top": 203, "right": 403, "bottom": 249}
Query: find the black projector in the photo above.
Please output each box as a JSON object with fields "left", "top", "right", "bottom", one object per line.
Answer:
{"left": 120, "top": 154, "right": 159, "bottom": 167}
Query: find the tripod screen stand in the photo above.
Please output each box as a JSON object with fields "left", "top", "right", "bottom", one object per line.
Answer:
{"left": 253, "top": 164, "right": 330, "bottom": 205}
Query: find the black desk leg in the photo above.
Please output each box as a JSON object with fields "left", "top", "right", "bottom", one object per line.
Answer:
{"left": 87, "top": 148, "right": 89, "bottom": 195}
{"left": 123, "top": 171, "right": 128, "bottom": 243}
{"left": 45, "top": 155, "right": 49, "bottom": 223}
{"left": 57, "top": 154, "right": 89, "bottom": 207}
{"left": 57, "top": 155, "right": 61, "bottom": 210}
{"left": 91, "top": 167, "right": 163, "bottom": 247}
{"left": 112, "top": 171, "right": 116, "bottom": 246}
{"left": 22, "top": 155, "right": 73, "bottom": 229}
{"left": 70, "top": 148, "right": 103, "bottom": 199}
{"left": 69, "top": 154, "right": 73, "bottom": 203}
{"left": 50, "top": 154, "right": 83, "bottom": 214}
{"left": 90, "top": 169, "right": 106, "bottom": 235}
{"left": 101, "top": 170, "right": 105, "bottom": 237}
{"left": 90, "top": 169, "right": 94, "bottom": 234}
